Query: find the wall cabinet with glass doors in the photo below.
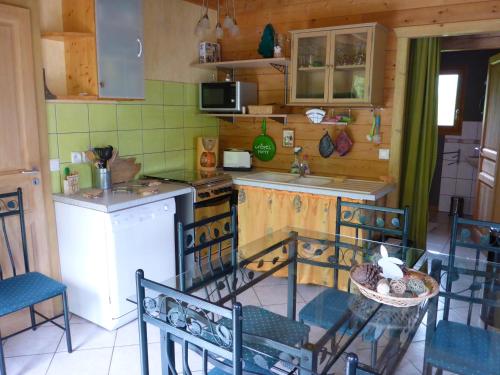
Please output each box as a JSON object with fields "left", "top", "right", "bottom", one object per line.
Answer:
{"left": 289, "top": 23, "right": 387, "bottom": 106}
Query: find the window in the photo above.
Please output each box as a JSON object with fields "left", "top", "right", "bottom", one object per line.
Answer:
{"left": 437, "top": 68, "right": 465, "bottom": 135}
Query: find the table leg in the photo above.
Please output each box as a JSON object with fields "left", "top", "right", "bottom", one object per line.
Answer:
{"left": 287, "top": 234, "right": 298, "bottom": 320}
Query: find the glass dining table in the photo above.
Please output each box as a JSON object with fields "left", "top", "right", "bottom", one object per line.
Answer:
{"left": 132, "top": 227, "right": 499, "bottom": 375}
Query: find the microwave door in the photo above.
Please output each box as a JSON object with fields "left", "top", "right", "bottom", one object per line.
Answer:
{"left": 200, "top": 82, "right": 238, "bottom": 111}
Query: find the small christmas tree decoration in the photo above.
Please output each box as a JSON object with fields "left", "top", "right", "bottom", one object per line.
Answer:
{"left": 258, "top": 24, "right": 276, "bottom": 58}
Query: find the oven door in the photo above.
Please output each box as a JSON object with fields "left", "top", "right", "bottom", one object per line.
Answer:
{"left": 191, "top": 195, "right": 232, "bottom": 263}
{"left": 200, "top": 82, "right": 239, "bottom": 112}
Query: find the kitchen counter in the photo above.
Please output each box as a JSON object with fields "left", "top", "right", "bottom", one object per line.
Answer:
{"left": 53, "top": 182, "right": 193, "bottom": 213}
{"left": 226, "top": 170, "right": 394, "bottom": 201}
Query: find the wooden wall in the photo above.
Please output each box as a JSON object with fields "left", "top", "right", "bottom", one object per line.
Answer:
{"left": 188, "top": 0, "right": 500, "bottom": 179}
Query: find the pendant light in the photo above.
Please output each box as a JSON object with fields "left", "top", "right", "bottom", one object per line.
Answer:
{"left": 195, "top": 0, "right": 210, "bottom": 37}
{"left": 229, "top": 0, "right": 240, "bottom": 37}
{"left": 215, "top": 0, "right": 224, "bottom": 39}
{"left": 223, "top": 0, "right": 235, "bottom": 29}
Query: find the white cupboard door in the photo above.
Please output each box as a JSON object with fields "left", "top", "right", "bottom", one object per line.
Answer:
{"left": 95, "top": 0, "right": 144, "bottom": 99}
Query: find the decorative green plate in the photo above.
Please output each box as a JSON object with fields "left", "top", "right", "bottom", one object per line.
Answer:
{"left": 252, "top": 119, "right": 276, "bottom": 161}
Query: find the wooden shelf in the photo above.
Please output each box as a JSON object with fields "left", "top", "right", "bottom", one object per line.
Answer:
{"left": 192, "top": 57, "right": 289, "bottom": 70}
{"left": 41, "top": 32, "right": 95, "bottom": 41}
{"left": 203, "top": 113, "right": 288, "bottom": 124}
{"left": 335, "top": 64, "right": 366, "bottom": 70}
{"left": 298, "top": 66, "right": 326, "bottom": 71}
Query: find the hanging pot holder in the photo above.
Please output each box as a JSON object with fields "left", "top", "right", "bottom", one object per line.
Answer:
{"left": 335, "top": 130, "right": 353, "bottom": 156}
{"left": 319, "top": 131, "right": 335, "bottom": 158}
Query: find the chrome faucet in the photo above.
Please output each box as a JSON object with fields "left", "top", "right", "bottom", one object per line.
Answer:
{"left": 291, "top": 146, "right": 308, "bottom": 177}
{"left": 298, "top": 160, "right": 307, "bottom": 177}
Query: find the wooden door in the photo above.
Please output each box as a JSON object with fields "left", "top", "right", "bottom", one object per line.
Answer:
{"left": 0, "top": 3, "right": 56, "bottom": 335}
{"left": 289, "top": 30, "right": 331, "bottom": 104}
{"left": 475, "top": 53, "right": 500, "bottom": 222}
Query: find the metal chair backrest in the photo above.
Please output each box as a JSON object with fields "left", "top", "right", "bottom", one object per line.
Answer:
{"left": 431, "top": 256, "right": 500, "bottom": 328}
{"left": 445, "top": 214, "right": 500, "bottom": 323}
{"left": 335, "top": 197, "right": 410, "bottom": 248}
{"left": 333, "top": 197, "right": 410, "bottom": 288}
{"left": 178, "top": 205, "right": 237, "bottom": 302}
{"left": 136, "top": 269, "right": 243, "bottom": 375}
{"left": 0, "top": 188, "right": 30, "bottom": 280}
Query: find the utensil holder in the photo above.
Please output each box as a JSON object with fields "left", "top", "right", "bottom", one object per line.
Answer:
{"left": 93, "top": 167, "right": 111, "bottom": 189}
{"left": 63, "top": 174, "right": 80, "bottom": 195}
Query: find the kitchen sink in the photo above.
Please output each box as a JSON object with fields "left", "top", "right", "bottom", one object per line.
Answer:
{"left": 292, "top": 176, "right": 332, "bottom": 186}
{"left": 240, "top": 172, "right": 332, "bottom": 186}
{"left": 246, "top": 172, "right": 298, "bottom": 183}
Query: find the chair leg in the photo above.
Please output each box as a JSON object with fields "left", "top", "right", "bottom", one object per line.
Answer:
{"left": 29, "top": 305, "right": 36, "bottom": 331}
{"left": 370, "top": 340, "right": 378, "bottom": 368}
{"left": 0, "top": 331, "right": 6, "bottom": 375}
{"left": 62, "top": 291, "right": 72, "bottom": 353}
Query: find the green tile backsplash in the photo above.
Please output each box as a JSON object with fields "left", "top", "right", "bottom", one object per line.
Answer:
{"left": 48, "top": 80, "right": 218, "bottom": 193}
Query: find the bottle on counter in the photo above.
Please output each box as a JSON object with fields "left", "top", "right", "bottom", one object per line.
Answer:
{"left": 302, "top": 154, "right": 311, "bottom": 175}
{"left": 290, "top": 146, "right": 302, "bottom": 174}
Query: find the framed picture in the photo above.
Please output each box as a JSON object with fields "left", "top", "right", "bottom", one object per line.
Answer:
{"left": 282, "top": 129, "right": 295, "bottom": 148}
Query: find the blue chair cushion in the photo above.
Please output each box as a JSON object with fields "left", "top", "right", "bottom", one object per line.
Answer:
{"left": 426, "top": 320, "right": 500, "bottom": 375}
{"left": 299, "top": 289, "right": 384, "bottom": 343}
{"left": 215, "top": 305, "right": 309, "bottom": 373}
{"left": 240, "top": 305, "right": 310, "bottom": 346}
{"left": 299, "top": 288, "right": 351, "bottom": 329}
{"left": 0, "top": 272, "right": 66, "bottom": 317}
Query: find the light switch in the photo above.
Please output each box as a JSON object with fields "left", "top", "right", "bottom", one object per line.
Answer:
{"left": 49, "top": 158, "right": 60, "bottom": 172}
{"left": 379, "top": 149, "right": 390, "bottom": 160}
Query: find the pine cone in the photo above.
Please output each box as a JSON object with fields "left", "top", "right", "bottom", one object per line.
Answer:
{"left": 352, "top": 264, "right": 382, "bottom": 290}
{"left": 390, "top": 279, "right": 407, "bottom": 295}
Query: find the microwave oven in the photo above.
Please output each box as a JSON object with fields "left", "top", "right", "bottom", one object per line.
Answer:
{"left": 199, "top": 81, "right": 257, "bottom": 112}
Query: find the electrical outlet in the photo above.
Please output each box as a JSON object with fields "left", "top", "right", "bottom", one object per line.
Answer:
{"left": 379, "top": 149, "right": 390, "bottom": 160}
{"left": 71, "top": 151, "right": 83, "bottom": 164}
{"left": 49, "top": 159, "right": 60, "bottom": 172}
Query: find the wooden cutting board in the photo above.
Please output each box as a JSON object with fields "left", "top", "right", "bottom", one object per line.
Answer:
{"left": 110, "top": 157, "right": 141, "bottom": 184}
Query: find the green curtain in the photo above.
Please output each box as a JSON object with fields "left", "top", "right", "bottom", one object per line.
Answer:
{"left": 400, "top": 38, "right": 440, "bottom": 256}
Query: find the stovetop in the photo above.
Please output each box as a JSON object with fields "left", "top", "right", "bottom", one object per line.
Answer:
{"left": 145, "top": 170, "right": 233, "bottom": 203}
{"left": 144, "top": 169, "right": 231, "bottom": 186}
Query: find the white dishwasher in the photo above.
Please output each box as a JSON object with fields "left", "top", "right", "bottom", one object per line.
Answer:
{"left": 55, "top": 198, "right": 176, "bottom": 330}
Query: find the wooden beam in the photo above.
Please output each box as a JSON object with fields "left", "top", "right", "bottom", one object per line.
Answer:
{"left": 395, "top": 19, "right": 500, "bottom": 38}
{"left": 441, "top": 33, "right": 500, "bottom": 51}
{"left": 387, "top": 37, "right": 410, "bottom": 209}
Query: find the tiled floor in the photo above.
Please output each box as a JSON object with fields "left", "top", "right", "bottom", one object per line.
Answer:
{"left": 4, "top": 217, "right": 485, "bottom": 374}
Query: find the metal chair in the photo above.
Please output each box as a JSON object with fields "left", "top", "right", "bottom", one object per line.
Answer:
{"left": 136, "top": 268, "right": 307, "bottom": 375}
{"left": 177, "top": 206, "right": 310, "bottom": 371}
{"left": 345, "top": 353, "right": 381, "bottom": 375}
{"left": 423, "top": 250, "right": 500, "bottom": 375}
{"left": 0, "top": 188, "right": 72, "bottom": 375}
{"left": 299, "top": 198, "right": 410, "bottom": 368}
{"left": 444, "top": 214, "right": 500, "bottom": 321}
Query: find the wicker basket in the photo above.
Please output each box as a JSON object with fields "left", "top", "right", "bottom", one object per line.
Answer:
{"left": 247, "top": 105, "right": 287, "bottom": 115}
{"left": 349, "top": 264, "right": 439, "bottom": 308}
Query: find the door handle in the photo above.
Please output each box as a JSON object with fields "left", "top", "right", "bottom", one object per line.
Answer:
{"left": 137, "top": 38, "right": 143, "bottom": 58}
{"left": 20, "top": 168, "right": 39, "bottom": 174}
